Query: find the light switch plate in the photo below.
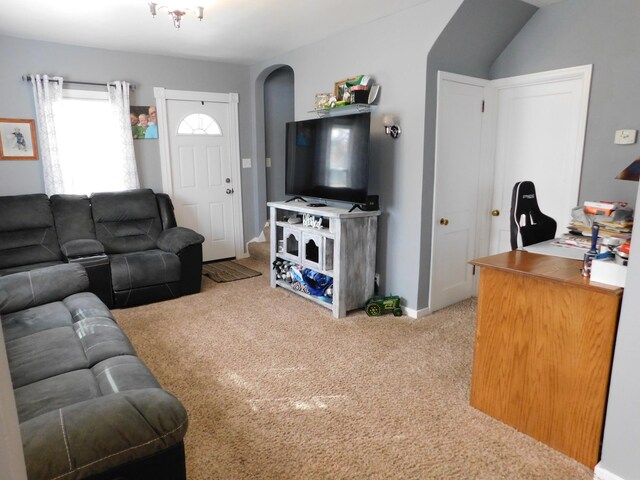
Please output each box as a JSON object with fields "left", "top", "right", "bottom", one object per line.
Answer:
{"left": 614, "top": 129, "right": 637, "bottom": 145}
{"left": 242, "top": 158, "right": 252, "bottom": 168}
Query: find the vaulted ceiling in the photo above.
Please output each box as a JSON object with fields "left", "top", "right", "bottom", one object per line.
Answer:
{"left": 0, "top": 0, "right": 564, "bottom": 64}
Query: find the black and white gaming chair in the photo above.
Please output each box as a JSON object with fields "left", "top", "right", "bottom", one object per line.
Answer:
{"left": 510, "top": 181, "right": 557, "bottom": 250}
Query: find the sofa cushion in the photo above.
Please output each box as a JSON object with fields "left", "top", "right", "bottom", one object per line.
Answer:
{"left": 1, "top": 301, "right": 74, "bottom": 342}
{"left": 0, "top": 260, "right": 64, "bottom": 276}
{"left": 0, "top": 263, "right": 89, "bottom": 315}
{"left": 73, "top": 317, "right": 136, "bottom": 365}
{"left": 20, "top": 389, "right": 188, "bottom": 480}
{"left": 50, "top": 194, "right": 97, "bottom": 245}
{"left": 91, "top": 189, "right": 163, "bottom": 254}
{"left": 6, "top": 326, "right": 89, "bottom": 388}
{"left": 0, "top": 193, "right": 62, "bottom": 269}
{"left": 92, "top": 355, "right": 161, "bottom": 395}
{"left": 63, "top": 291, "right": 115, "bottom": 322}
{"left": 14, "top": 369, "right": 101, "bottom": 423}
{"left": 110, "top": 249, "right": 181, "bottom": 291}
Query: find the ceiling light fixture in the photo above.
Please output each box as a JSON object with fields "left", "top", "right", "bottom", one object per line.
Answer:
{"left": 149, "top": 3, "right": 204, "bottom": 29}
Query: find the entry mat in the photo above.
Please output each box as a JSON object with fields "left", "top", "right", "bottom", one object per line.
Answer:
{"left": 202, "top": 260, "right": 262, "bottom": 283}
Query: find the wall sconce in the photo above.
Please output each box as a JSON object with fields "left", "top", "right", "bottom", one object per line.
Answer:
{"left": 149, "top": 3, "right": 204, "bottom": 29}
{"left": 383, "top": 114, "right": 401, "bottom": 139}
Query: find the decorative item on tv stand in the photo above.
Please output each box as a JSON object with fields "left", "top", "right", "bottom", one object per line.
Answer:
{"left": 268, "top": 201, "right": 380, "bottom": 318}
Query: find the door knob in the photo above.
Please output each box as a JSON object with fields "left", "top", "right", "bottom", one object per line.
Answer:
{"left": 439, "top": 218, "right": 449, "bottom": 226}
{"left": 491, "top": 210, "right": 500, "bottom": 217}
{"left": 225, "top": 178, "right": 231, "bottom": 183}
{"left": 226, "top": 188, "right": 234, "bottom": 194}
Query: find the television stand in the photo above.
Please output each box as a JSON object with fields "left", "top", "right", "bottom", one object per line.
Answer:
{"left": 285, "top": 196, "right": 307, "bottom": 203}
{"left": 268, "top": 201, "right": 380, "bottom": 318}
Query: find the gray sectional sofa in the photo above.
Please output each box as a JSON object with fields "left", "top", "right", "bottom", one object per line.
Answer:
{"left": 0, "top": 189, "right": 205, "bottom": 308}
{"left": 0, "top": 263, "right": 188, "bottom": 480}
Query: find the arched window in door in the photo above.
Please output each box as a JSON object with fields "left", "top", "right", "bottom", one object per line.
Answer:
{"left": 177, "top": 113, "right": 222, "bottom": 135}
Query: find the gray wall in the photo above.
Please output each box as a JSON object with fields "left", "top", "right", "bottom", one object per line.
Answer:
{"left": 491, "top": 0, "right": 640, "bottom": 206}
{"left": 264, "top": 66, "right": 294, "bottom": 203}
{"left": 417, "top": 0, "right": 537, "bottom": 308}
{"left": 601, "top": 183, "right": 640, "bottom": 479}
{"left": 0, "top": 35, "right": 256, "bottom": 242}
{"left": 490, "top": 1, "right": 640, "bottom": 477}
{"left": 249, "top": 0, "right": 465, "bottom": 312}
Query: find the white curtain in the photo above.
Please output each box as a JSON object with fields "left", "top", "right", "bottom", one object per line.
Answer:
{"left": 108, "top": 81, "right": 139, "bottom": 189}
{"left": 31, "top": 74, "right": 65, "bottom": 195}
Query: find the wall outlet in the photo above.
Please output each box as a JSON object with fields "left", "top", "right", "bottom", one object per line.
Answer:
{"left": 266, "top": 157, "right": 271, "bottom": 168}
{"left": 242, "top": 158, "right": 252, "bottom": 168}
{"left": 614, "top": 129, "right": 637, "bottom": 145}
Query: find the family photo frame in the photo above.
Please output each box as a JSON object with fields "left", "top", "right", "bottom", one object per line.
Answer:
{"left": 130, "top": 105, "right": 158, "bottom": 140}
{"left": 0, "top": 118, "right": 38, "bottom": 160}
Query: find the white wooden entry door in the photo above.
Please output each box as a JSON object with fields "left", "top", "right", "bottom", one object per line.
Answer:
{"left": 158, "top": 91, "right": 242, "bottom": 262}
{"left": 430, "top": 73, "right": 488, "bottom": 313}
{"left": 488, "top": 66, "right": 592, "bottom": 254}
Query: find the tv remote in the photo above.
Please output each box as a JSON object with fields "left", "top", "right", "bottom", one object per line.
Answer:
{"left": 307, "top": 203, "right": 327, "bottom": 207}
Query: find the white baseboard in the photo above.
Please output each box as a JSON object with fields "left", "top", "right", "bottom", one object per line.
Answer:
{"left": 594, "top": 463, "right": 626, "bottom": 480}
{"left": 403, "top": 306, "right": 431, "bottom": 319}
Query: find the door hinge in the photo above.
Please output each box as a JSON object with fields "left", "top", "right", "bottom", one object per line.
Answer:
{"left": 472, "top": 264, "right": 476, "bottom": 275}
{"left": 481, "top": 100, "right": 485, "bottom": 113}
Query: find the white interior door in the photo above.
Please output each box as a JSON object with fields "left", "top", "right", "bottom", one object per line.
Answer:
{"left": 429, "top": 66, "right": 591, "bottom": 313}
{"left": 430, "top": 73, "right": 489, "bottom": 313}
{"left": 488, "top": 66, "right": 592, "bottom": 254}
{"left": 155, "top": 88, "right": 244, "bottom": 262}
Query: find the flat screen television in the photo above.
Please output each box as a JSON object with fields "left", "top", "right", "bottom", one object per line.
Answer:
{"left": 285, "top": 112, "right": 370, "bottom": 204}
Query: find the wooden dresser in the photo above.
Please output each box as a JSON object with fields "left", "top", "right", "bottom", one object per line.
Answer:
{"left": 469, "top": 251, "right": 623, "bottom": 468}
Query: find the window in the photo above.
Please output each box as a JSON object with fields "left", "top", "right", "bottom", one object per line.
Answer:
{"left": 177, "top": 113, "right": 222, "bottom": 135}
{"left": 54, "top": 89, "right": 135, "bottom": 195}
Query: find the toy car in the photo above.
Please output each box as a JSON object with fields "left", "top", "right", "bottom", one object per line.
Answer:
{"left": 365, "top": 295, "right": 402, "bottom": 317}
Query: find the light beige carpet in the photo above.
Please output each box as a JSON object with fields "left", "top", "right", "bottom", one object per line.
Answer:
{"left": 113, "top": 258, "right": 593, "bottom": 480}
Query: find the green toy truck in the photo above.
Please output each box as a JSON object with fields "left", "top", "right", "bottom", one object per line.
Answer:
{"left": 365, "top": 295, "right": 402, "bottom": 317}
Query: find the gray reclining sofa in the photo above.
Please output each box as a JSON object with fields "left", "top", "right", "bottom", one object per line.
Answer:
{"left": 0, "top": 263, "right": 188, "bottom": 479}
{"left": 0, "top": 189, "right": 204, "bottom": 308}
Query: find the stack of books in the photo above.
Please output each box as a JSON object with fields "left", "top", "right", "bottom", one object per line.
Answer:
{"left": 565, "top": 201, "right": 633, "bottom": 244}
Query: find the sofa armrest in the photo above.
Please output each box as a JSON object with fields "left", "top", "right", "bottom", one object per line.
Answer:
{"left": 156, "top": 193, "right": 178, "bottom": 230}
{"left": 0, "top": 263, "right": 89, "bottom": 314}
{"left": 157, "top": 227, "right": 204, "bottom": 254}
{"left": 20, "top": 389, "right": 188, "bottom": 480}
{"left": 61, "top": 239, "right": 105, "bottom": 260}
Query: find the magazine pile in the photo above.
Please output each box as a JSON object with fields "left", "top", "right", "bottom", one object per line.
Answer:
{"left": 552, "top": 201, "right": 633, "bottom": 251}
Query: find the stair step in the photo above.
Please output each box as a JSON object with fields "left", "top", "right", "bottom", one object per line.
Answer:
{"left": 248, "top": 241, "right": 270, "bottom": 263}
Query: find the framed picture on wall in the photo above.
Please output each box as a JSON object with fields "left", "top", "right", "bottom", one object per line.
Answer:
{"left": 0, "top": 118, "right": 38, "bottom": 160}
{"left": 334, "top": 77, "right": 358, "bottom": 102}
{"left": 130, "top": 105, "right": 158, "bottom": 139}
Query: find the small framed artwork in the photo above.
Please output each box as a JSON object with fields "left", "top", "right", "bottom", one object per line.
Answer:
{"left": 130, "top": 105, "right": 158, "bottom": 140}
{"left": 0, "top": 118, "right": 38, "bottom": 160}
{"left": 334, "top": 77, "right": 357, "bottom": 102}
